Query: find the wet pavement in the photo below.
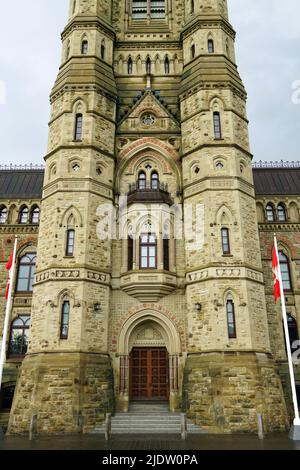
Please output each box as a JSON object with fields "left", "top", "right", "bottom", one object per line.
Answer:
{"left": 0, "top": 433, "right": 300, "bottom": 450}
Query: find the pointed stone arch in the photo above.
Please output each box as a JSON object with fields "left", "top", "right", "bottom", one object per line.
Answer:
{"left": 60, "top": 205, "right": 83, "bottom": 228}
{"left": 215, "top": 205, "right": 236, "bottom": 226}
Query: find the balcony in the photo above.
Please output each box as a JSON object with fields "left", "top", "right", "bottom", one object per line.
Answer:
{"left": 127, "top": 182, "right": 174, "bottom": 206}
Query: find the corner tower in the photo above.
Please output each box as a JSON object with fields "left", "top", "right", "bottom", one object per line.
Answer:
{"left": 181, "top": 0, "right": 288, "bottom": 432}
{"left": 8, "top": 0, "right": 117, "bottom": 434}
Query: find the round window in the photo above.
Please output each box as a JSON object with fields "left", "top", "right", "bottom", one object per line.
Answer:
{"left": 141, "top": 113, "right": 156, "bottom": 126}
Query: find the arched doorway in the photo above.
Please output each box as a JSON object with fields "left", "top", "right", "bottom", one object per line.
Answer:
{"left": 116, "top": 310, "right": 182, "bottom": 412}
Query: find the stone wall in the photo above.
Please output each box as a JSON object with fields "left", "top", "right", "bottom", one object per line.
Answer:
{"left": 183, "top": 352, "right": 289, "bottom": 433}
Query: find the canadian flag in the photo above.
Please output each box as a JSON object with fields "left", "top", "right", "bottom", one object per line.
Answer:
{"left": 5, "top": 251, "right": 14, "bottom": 300}
{"left": 272, "top": 240, "right": 281, "bottom": 302}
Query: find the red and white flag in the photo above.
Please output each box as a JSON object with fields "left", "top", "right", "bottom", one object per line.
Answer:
{"left": 272, "top": 240, "right": 281, "bottom": 302}
{"left": 5, "top": 251, "right": 14, "bottom": 300}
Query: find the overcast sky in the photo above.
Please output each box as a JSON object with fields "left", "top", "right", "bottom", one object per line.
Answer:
{"left": 0, "top": 0, "right": 299, "bottom": 166}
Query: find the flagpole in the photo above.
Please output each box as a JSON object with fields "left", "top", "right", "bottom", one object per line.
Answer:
{"left": 274, "top": 235, "right": 300, "bottom": 425}
{"left": 0, "top": 236, "right": 18, "bottom": 391}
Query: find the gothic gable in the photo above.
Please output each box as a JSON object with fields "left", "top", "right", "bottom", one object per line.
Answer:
{"left": 117, "top": 91, "right": 180, "bottom": 133}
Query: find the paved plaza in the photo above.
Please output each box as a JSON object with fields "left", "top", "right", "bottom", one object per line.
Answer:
{"left": 0, "top": 433, "right": 300, "bottom": 451}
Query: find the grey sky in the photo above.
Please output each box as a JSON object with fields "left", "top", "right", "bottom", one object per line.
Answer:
{"left": 0, "top": 0, "right": 299, "bottom": 166}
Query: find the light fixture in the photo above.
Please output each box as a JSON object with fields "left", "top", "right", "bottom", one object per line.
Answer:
{"left": 195, "top": 302, "right": 202, "bottom": 311}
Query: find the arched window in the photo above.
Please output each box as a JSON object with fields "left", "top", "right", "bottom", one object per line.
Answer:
{"left": 101, "top": 40, "right": 105, "bottom": 60}
{"left": 213, "top": 112, "right": 222, "bottom": 139}
{"left": 138, "top": 171, "right": 146, "bottom": 189}
{"left": 128, "top": 235, "right": 134, "bottom": 271}
{"left": 277, "top": 204, "right": 287, "bottom": 222}
{"left": 8, "top": 315, "right": 31, "bottom": 357}
{"left": 164, "top": 56, "right": 170, "bottom": 74}
{"left": 151, "top": 171, "right": 159, "bottom": 189}
{"left": 0, "top": 205, "right": 7, "bottom": 224}
{"left": 266, "top": 204, "right": 275, "bottom": 222}
{"left": 221, "top": 228, "right": 230, "bottom": 254}
{"left": 285, "top": 315, "right": 299, "bottom": 354}
{"left": 140, "top": 233, "right": 157, "bottom": 269}
{"left": 31, "top": 206, "right": 40, "bottom": 224}
{"left": 19, "top": 206, "right": 29, "bottom": 224}
{"left": 66, "top": 229, "right": 75, "bottom": 257}
{"left": 74, "top": 113, "right": 83, "bottom": 141}
{"left": 191, "top": 44, "right": 195, "bottom": 59}
{"left": 208, "top": 39, "right": 214, "bottom": 53}
{"left": 279, "top": 251, "right": 292, "bottom": 291}
{"left": 16, "top": 253, "right": 36, "bottom": 293}
{"left": 81, "top": 40, "right": 88, "bottom": 55}
{"left": 128, "top": 57, "right": 133, "bottom": 74}
{"left": 146, "top": 57, "right": 151, "bottom": 73}
{"left": 60, "top": 301, "right": 70, "bottom": 340}
{"left": 227, "top": 300, "right": 237, "bottom": 339}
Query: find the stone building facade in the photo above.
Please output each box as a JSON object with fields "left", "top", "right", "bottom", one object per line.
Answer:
{"left": 0, "top": 0, "right": 299, "bottom": 435}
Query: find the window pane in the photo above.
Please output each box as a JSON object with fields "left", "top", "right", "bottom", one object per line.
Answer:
{"left": 141, "top": 257, "right": 148, "bottom": 268}
{"left": 149, "top": 257, "right": 156, "bottom": 268}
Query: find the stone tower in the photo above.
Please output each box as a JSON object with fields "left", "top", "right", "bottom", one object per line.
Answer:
{"left": 7, "top": 0, "right": 289, "bottom": 434}
{"left": 180, "top": 0, "right": 288, "bottom": 432}
{"left": 8, "top": 0, "right": 117, "bottom": 434}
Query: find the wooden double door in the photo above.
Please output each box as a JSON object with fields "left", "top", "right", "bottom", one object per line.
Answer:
{"left": 130, "top": 347, "right": 169, "bottom": 401}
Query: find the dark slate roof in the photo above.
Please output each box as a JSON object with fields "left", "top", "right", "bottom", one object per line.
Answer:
{"left": 253, "top": 168, "right": 300, "bottom": 196}
{"left": 0, "top": 169, "right": 44, "bottom": 199}
{"left": 0, "top": 166, "right": 300, "bottom": 199}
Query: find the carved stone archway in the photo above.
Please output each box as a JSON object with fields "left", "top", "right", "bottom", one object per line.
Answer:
{"left": 116, "top": 310, "right": 182, "bottom": 412}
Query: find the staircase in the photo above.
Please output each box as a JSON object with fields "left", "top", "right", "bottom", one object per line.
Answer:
{"left": 93, "top": 402, "right": 205, "bottom": 435}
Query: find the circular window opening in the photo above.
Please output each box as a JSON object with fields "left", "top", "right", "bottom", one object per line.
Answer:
{"left": 96, "top": 167, "right": 102, "bottom": 176}
{"left": 141, "top": 113, "right": 156, "bottom": 126}
{"left": 72, "top": 163, "right": 81, "bottom": 172}
{"left": 216, "top": 162, "right": 224, "bottom": 170}
{"left": 194, "top": 167, "right": 200, "bottom": 175}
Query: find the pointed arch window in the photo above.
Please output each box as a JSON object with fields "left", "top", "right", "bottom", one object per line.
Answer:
{"left": 66, "top": 229, "right": 75, "bottom": 257}
{"left": 0, "top": 205, "right": 7, "bottom": 224}
{"left": 151, "top": 171, "right": 159, "bottom": 189}
{"left": 221, "top": 228, "right": 230, "bottom": 254}
{"left": 266, "top": 204, "right": 275, "bottom": 222}
{"left": 146, "top": 57, "right": 151, "bottom": 73}
{"left": 31, "top": 206, "right": 40, "bottom": 224}
{"left": 60, "top": 301, "right": 70, "bottom": 340}
{"left": 138, "top": 171, "right": 146, "bottom": 190}
{"left": 279, "top": 251, "right": 292, "bottom": 291}
{"left": 74, "top": 113, "right": 83, "bottom": 141}
{"left": 164, "top": 56, "right": 170, "bottom": 74}
{"left": 191, "top": 0, "right": 194, "bottom": 14}
{"left": 101, "top": 40, "right": 105, "bottom": 60}
{"left": 213, "top": 112, "right": 222, "bottom": 139}
{"left": 140, "top": 233, "right": 157, "bottom": 269}
{"left": 19, "top": 206, "right": 29, "bottom": 224}
{"left": 8, "top": 315, "right": 31, "bottom": 358}
{"left": 81, "top": 40, "right": 88, "bottom": 55}
{"left": 277, "top": 204, "right": 287, "bottom": 222}
{"left": 227, "top": 300, "right": 237, "bottom": 339}
{"left": 16, "top": 253, "right": 36, "bottom": 293}
{"left": 128, "top": 57, "right": 133, "bottom": 75}
{"left": 191, "top": 44, "right": 195, "bottom": 59}
{"left": 208, "top": 39, "right": 214, "bottom": 53}
{"left": 284, "top": 315, "right": 299, "bottom": 354}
